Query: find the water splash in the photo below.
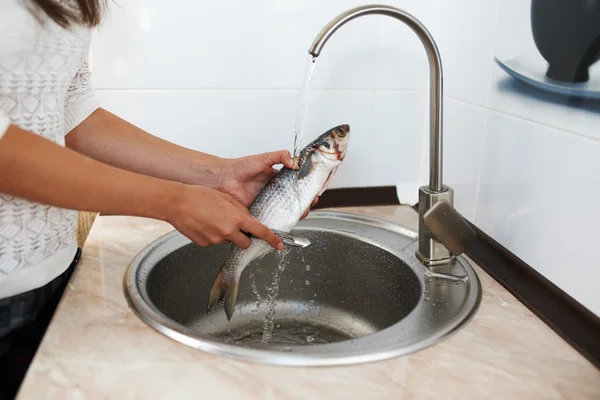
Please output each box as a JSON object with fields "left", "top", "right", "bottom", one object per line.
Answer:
{"left": 260, "top": 248, "right": 291, "bottom": 344}
{"left": 249, "top": 273, "right": 263, "bottom": 312}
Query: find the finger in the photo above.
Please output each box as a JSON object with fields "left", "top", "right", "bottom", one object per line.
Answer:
{"left": 300, "top": 208, "right": 310, "bottom": 220}
{"left": 311, "top": 196, "right": 319, "bottom": 207}
{"left": 229, "top": 231, "right": 252, "bottom": 249}
{"left": 242, "top": 217, "right": 284, "bottom": 250}
{"left": 260, "top": 150, "right": 296, "bottom": 170}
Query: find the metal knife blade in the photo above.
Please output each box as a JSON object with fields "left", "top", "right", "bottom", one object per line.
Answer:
{"left": 240, "top": 229, "right": 311, "bottom": 248}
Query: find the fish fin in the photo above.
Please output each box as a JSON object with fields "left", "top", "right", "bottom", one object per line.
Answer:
{"left": 206, "top": 272, "right": 225, "bottom": 313}
{"left": 206, "top": 270, "right": 240, "bottom": 321}
{"left": 298, "top": 151, "right": 317, "bottom": 180}
{"left": 223, "top": 280, "right": 240, "bottom": 321}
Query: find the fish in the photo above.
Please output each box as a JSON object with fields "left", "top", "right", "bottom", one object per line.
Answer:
{"left": 206, "top": 124, "right": 351, "bottom": 320}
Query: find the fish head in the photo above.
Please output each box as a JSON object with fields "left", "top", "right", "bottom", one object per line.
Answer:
{"left": 315, "top": 124, "right": 350, "bottom": 162}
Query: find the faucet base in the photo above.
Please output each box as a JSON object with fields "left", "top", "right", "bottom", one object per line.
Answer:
{"left": 415, "top": 249, "right": 455, "bottom": 267}
{"left": 416, "top": 185, "right": 455, "bottom": 265}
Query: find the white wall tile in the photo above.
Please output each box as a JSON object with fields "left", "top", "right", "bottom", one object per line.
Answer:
{"left": 391, "top": 96, "right": 488, "bottom": 217}
{"left": 487, "top": 65, "right": 600, "bottom": 142}
{"left": 94, "top": 89, "right": 389, "bottom": 189}
{"left": 476, "top": 112, "right": 600, "bottom": 316}
{"left": 370, "top": 91, "right": 427, "bottom": 191}
{"left": 371, "top": 1, "right": 432, "bottom": 92}
{"left": 91, "top": 0, "right": 504, "bottom": 96}
{"left": 92, "top": 0, "right": 267, "bottom": 89}
{"left": 442, "top": 99, "right": 488, "bottom": 222}
{"left": 91, "top": 0, "right": 381, "bottom": 90}
{"left": 429, "top": 0, "right": 499, "bottom": 106}
{"left": 95, "top": 90, "right": 296, "bottom": 155}
{"left": 493, "top": 0, "right": 538, "bottom": 62}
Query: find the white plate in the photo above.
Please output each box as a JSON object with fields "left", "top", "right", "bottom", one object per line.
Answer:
{"left": 494, "top": 55, "right": 600, "bottom": 100}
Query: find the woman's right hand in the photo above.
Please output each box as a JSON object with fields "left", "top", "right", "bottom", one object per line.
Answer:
{"left": 166, "top": 185, "right": 284, "bottom": 251}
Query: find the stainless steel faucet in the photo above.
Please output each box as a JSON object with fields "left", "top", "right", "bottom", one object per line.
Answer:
{"left": 309, "top": 4, "right": 477, "bottom": 266}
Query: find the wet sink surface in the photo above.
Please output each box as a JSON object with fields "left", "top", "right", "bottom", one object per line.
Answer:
{"left": 124, "top": 211, "right": 481, "bottom": 366}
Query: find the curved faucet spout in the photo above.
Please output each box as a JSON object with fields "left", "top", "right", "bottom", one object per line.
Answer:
{"left": 308, "top": 5, "right": 477, "bottom": 266}
{"left": 308, "top": 4, "right": 444, "bottom": 193}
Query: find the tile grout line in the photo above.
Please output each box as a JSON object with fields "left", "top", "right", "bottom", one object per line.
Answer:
{"left": 93, "top": 88, "right": 427, "bottom": 93}
{"left": 94, "top": 87, "right": 600, "bottom": 144}
{"left": 444, "top": 96, "right": 600, "bottom": 144}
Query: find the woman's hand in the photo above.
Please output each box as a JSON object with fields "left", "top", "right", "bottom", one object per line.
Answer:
{"left": 0, "top": 125, "right": 284, "bottom": 252}
{"left": 65, "top": 110, "right": 318, "bottom": 218}
{"left": 217, "top": 150, "right": 319, "bottom": 217}
{"left": 167, "top": 185, "right": 284, "bottom": 250}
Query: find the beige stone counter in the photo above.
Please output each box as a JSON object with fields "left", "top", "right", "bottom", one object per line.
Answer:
{"left": 17, "top": 206, "right": 600, "bottom": 399}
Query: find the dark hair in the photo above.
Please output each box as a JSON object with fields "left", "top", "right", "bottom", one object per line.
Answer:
{"left": 31, "top": 0, "right": 105, "bottom": 28}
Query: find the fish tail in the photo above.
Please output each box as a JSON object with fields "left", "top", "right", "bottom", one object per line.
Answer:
{"left": 206, "top": 269, "right": 240, "bottom": 321}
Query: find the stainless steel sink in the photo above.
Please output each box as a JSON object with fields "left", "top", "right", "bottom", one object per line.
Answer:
{"left": 124, "top": 211, "right": 481, "bottom": 366}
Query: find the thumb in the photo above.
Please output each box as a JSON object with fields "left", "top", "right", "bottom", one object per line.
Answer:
{"left": 260, "top": 150, "right": 296, "bottom": 169}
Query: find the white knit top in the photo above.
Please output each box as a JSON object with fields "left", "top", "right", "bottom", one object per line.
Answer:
{"left": 0, "top": 0, "right": 100, "bottom": 299}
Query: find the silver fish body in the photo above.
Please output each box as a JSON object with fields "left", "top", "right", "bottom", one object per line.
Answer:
{"left": 206, "top": 124, "right": 351, "bottom": 320}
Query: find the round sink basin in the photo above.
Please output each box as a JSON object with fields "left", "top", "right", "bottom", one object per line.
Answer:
{"left": 124, "top": 211, "right": 481, "bottom": 366}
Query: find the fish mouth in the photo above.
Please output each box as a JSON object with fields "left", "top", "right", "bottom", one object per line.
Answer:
{"left": 318, "top": 142, "right": 346, "bottom": 160}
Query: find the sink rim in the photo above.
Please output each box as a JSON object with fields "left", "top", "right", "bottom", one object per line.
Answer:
{"left": 123, "top": 210, "right": 482, "bottom": 367}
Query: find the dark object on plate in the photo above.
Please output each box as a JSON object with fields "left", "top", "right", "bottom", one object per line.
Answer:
{"left": 531, "top": 0, "right": 600, "bottom": 83}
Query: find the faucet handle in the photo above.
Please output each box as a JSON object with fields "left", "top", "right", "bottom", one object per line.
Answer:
{"left": 422, "top": 200, "right": 477, "bottom": 256}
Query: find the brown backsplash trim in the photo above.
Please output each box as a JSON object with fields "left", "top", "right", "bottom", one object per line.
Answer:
{"left": 464, "top": 223, "right": 600, "bottom": 370}
{"left": 312, "top": 186, "right": 400, "bottom": 210}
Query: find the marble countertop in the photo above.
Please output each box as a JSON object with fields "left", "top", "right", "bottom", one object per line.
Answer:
{"left": 17, "top": 206, "right": 600, "bottom": 399}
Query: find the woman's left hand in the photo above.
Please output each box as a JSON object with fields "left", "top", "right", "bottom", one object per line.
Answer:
{"left": 217, "top": 150, "right": 318, "bottom": 218}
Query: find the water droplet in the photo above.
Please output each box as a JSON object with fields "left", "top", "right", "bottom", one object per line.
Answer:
{"left": 305, "top": 280, "right": 310, "bottom": 286}
{"left": 305, "top": 265, "right": 310, "bottom": 271}
{"left": 425, "top": 297, "right": 430, "bottom": 301}
{"left": 306, "top": 336, "right": 314, "bottom": 343}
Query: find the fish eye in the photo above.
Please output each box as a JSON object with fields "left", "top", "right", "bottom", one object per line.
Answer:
{"left": 321, "top": 141, "right": 331, "bottom": 149}
{"left": 337, "top": 128, "right": 347, "bottom": 137}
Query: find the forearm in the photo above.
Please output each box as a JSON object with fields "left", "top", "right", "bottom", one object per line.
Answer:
{"left": 66, "top": 108, "right": 224, "bottom": 188}
{"left": 0, "top": 125, "right": 183, "bottom": 220}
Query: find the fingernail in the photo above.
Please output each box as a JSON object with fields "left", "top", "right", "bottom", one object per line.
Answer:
{"left": 277, "top": 242, "right": 285, "bottom": 250}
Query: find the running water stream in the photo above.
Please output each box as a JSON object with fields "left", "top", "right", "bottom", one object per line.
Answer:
{"left": 292, "top": 56, "right": 317, "bottom": 167}
{"left": 291, "top": 56, "right": 317, "bottom": 201}
{"left": 246, "top": 56, "right": 319, "bottom": 345}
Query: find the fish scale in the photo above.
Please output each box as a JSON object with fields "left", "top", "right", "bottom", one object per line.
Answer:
{"left": 206, "top": 124, "right": 351, "bottom": 321}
